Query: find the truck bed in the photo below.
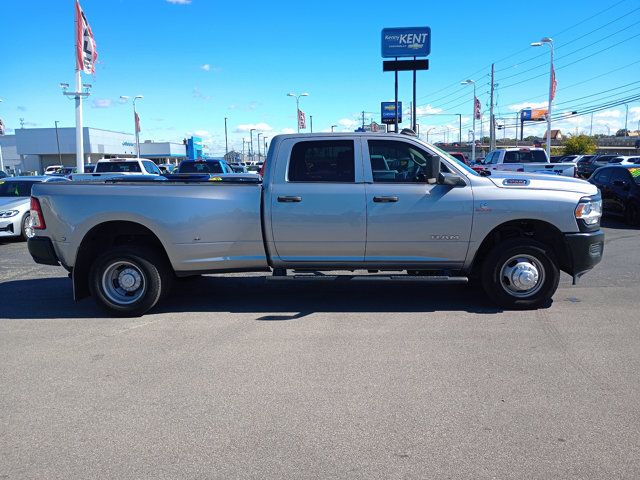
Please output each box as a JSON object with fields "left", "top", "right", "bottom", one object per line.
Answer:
{"left": 31, "top": 181, "right": 269, "bottom": 272}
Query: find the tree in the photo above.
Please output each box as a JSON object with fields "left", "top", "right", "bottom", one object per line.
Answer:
{"left": 563, "top": 134, "right": 597, "bottom": 155}
{"left": 616, "top": 129, "right": 629, "bottom": 137}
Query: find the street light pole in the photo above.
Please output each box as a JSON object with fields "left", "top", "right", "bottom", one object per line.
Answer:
{"left": 426, "top": 127, "right": 435, "bottom": 143}
{"left": 531, "top": 38, "right": 554, "bottom": 158}
{"left": 287, "top": 92, "right": 309, "bottom": 133}
{"left": 331, "top": 125, "right": 337, "bottom": 132}
{"left": 310, "top": 115, "right": 313, "bottom": 133}
{"left": 257, "top": 133, "right": 262, "bottom": 161}
{"left": 54, "top": 121, "right": 62, "bottom": 165}
{"left": 624, "top": 104, "right": 629, "bottom": 136}
{"left": 461, "top": 80, "right": 476, "bottom": 161}
{"left": 249, "top": 128, "right": 256, "bottom": 162}
{"left": 133, "top": 96, "right": 143, "bottom": 158}
{"left": 224, "top": 117, "right": 228, "bottom": 156}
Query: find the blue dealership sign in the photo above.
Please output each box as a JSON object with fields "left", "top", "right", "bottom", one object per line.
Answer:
{"left": 381, "top": 101, "right": 402, "bottom": 124}
{"left": 381, "top": 27, "right": 431, "bottom": 58}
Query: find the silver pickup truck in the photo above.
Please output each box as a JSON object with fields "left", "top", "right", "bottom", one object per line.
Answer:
{"left": 28, "top": 132, "right": 604, "bottom": 316}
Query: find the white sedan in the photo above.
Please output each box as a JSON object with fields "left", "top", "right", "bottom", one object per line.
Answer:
{"left": 0, "top": 176, "right": 69, "bottom": 240}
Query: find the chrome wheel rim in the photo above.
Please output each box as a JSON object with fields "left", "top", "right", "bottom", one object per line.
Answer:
{"left": 101, "top": 260, "right": 146, "bottom": 305}
{"left": 24, "top": 214, "right": 35, "bottom": 239}
{"left": 499, "top": 254, "right": 545, "bottom": 298}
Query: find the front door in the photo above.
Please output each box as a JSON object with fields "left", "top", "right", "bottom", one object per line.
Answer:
{"left": 269, "top": 138, "right": 367, "bottom": 263}
{"left": 363, "top": 139, "right": 473, "bottom": 268}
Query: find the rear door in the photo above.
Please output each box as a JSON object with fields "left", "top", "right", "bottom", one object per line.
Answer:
{"left": 362, "top": 139, "right": 473, "bottom": 268}
{"left": 269, "top": 138, "right": 366, "bottom": 262}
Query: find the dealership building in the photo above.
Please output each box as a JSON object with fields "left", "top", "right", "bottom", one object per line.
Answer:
{"left": 0, "top": 127, "right": 189, "bottom": 175}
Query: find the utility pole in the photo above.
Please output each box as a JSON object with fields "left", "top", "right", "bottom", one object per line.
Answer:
{"left": 590, "top": 112, "right": 594, "bottom": 136}
{"left": 362, "top": 110, "right": 366, "bottom": 130}
{"left": 489, "top": 63, "right": 496, "bottom": 151}
{"left": 242, "top": 138, "right": 245, "bottom": 161}
{"left": 310, "top": 115, "right": 313, "bottom": 133}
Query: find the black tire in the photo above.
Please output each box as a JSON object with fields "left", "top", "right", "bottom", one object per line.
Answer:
{"left": 624, "top": 202, "right": 640, "bottom": 227}
{"left": 481, "top": 238, "right": 560, "bottom": 310}
{"left": 20, "top": 213, "right": 33, "bottom": 241}
{"left": 88, "top": 246, "right": 172, "bottom": 317}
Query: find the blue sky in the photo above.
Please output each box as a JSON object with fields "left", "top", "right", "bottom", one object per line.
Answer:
{"left": 1, "top": 0, "right": 639, "bottom": 154}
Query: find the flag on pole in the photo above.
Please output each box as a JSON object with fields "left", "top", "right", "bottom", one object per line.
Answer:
{"left": 298, "top": 109, "right": 306, "bottom": 130}
{"left": 0, "top": 118, "right": 5, "bottom": 136}
{"left": 76, "top": 0, "right": 98, "bottom": 74}
{"left": 474, "top": 96, "right": 481, "bottom": 120}
{"left": 550, "top": 64, "right": 557, "bottom": 101}
{"left": 135, "top": 112, "right": 141, "bottom": 133}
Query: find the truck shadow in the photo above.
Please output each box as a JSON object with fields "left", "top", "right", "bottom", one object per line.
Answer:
{"left": 0, "top": 275, "right": 514, "bottom": 320}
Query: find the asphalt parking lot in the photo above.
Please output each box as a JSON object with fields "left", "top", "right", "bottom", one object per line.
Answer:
{"left": 1, "top": 219, "right": 639, "bottom": 479}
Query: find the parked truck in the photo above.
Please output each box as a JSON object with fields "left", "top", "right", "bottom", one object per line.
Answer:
{"left": 28, "top": 132, "right": 604, "bottom": 316}
{"left": 478, "top": 147, "right": 577, "bottom": 177}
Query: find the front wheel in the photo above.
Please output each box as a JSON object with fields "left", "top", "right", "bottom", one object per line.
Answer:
{"left": 89, "top": 246, "right": 172, "bottom": 317}
{"left": 481, "top": 239, "right": 559, "bottom": 309}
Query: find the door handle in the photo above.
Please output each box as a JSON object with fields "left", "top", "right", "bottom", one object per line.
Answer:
{"left": 373, "top": 196, "right": 399, "bottom": 203}
{"left": 277, "top": 196, "right": 302, "bottom": 203}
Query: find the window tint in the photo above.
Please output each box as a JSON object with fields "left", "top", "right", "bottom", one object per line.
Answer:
{"left": 179, "top": 161, "right": 223, "bottom": 174}
{"left": 96, "top": 161, "right": 142, "bottom": 173}
{"left": 0, "top": 181, "right": 38, "bottom": 197}
{"left": 288, "top": 140, "right": 355, "bottom": 182}
{"left": 595, "top": 169, "right": 612, "bottom": 184}
{"left": 503, "top": 150, "right": 546, "bottom": 163}
{"left": 490, "top": 152, "right": 500, "bottom": 164}
{"left": 368, "top": 140, "right": 439, "bottom": 183}
{"left": 142, "top": 161, "right": 160, "bottom": 174}
{"left": 611, "top": 169, "right": 631, "bottom": 184}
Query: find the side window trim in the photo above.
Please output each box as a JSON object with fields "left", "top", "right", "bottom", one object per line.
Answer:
{"left": 286, "top": 139, "right": 357, "bottom": 183}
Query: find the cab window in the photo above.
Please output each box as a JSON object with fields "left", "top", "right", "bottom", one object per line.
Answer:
{"left": 368, "top": 140, "right": 441, "bottom": 183}
{"left": 142, "top": 161, "right": 161, "bottom": 175}
{"left": 288, "top": 140, "right": 355, "bottom": 182}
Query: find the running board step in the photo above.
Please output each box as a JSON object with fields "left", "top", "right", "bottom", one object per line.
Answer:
{"left": 267, "top": 275, "right": 468, "bottom": 284}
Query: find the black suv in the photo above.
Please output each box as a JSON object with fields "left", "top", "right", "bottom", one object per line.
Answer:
{"left": 577, "top": 155, "right": 622, "bottom": 179}
{"left": 589, "top": 165, "right": 640, "bottom": 225}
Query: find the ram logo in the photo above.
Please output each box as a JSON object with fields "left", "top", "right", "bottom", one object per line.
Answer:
{"left": 431, "top": 234, "right": 460, "bottom": 241}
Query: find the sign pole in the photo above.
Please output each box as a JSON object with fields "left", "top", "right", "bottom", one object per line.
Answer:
{"left": 75, "top": 68, "right": 84, "bottom": 172}
{"left": 394, "top": 57, "right": 399, "bottom": 133}
{"left": 412, "top": 57, "right": 417, "bottom": 131}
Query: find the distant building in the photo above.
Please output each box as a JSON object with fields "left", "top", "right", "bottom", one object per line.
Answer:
{"left": 543, "top": 129, "right": 563, "bottom": 140}
{"left": 0, "top": 127, "right": 190, "bottom": 175}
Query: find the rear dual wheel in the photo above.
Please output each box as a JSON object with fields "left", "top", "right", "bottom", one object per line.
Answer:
{"left": 481, "top": 238, "right": 560, "bottom": 309}
{"left": 89, "top": 246, "right": 173, "bottom": 317}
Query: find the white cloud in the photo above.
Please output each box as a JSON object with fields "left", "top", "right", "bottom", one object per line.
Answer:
{"left": 337, "top": 118, "right": 357, "bottom": 129}
{"left": 595, "top": 109, "right": 621, "bottom": 119}
{"left": 194, "top": 129, "right": 210, "bottom": 137}
{"left": 92, "top": 98, "right": 112, "bottom": 109}
{"left": 167, "top": 0, "right": 191, "bottom": 4}
{"left": 201, "top": 64, "right": 211, "bottom": 72}
{"left": 508, "top": 101, "right": 547, "bottom": 111}
{"left": 235, "top": 123, "right": 273, "bottom": 133}
{"left": 415, "top": 104, "right": 443, "bottom": 115}
{"left": 281, "top": 128, "right": 295, "bottom": 134}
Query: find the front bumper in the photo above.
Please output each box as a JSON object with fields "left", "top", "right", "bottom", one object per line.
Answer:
{"left": 563, "top": 230, "right": 604, "bottom": 282}
{"left": 27, "top": 236, "right": 60, "bottom": 266}
{"left": 0, "top": 218, "right": 19, "bottom": 237}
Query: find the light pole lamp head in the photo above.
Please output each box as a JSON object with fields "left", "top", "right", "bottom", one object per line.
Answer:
{"left": 541, "top": 37, "right": 553, "bottom": 43}
{"left": 134, "top": 95, "right": 143, "bottom": 100}
{"left": 300, "top": 93, "right": 309, "bottom": 97}
{"left": 287, "top": 93, "right": 296, "bottom": 97}
{"left": 461, "top": 79, "right": 474, "bottom": 85}
{"left": 119, "top": 95, "right": 130, "bottom": 101}
{"left": 530, "top": 42, "right": 543, "bottom": 47}
{"left": 59, "top": 83, "right": 70, "bottom": 91}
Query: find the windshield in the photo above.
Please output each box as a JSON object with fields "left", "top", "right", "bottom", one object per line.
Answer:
{"left": 179, "top": 161, "right": 223, "bottom": 173}
{"left": 426, "top": 142, "right": 479, "bottom": 176}
{"left": 95, "top": 161, "right": 142, "bottom": 173}
{"left": 0, "top": 180, "right": 38, "bottom": 197}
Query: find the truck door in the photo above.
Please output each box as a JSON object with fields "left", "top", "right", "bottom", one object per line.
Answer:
{"left": 269, "top": 138, "right": 366, "bottom": 262}
{"left": 363, "top": 139, "right": 473, "bottom": 268}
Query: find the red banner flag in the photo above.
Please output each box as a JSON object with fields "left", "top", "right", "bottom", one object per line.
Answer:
{"left": 298, "top": 109, "right": 306, "bottom": 130}
{"left": 551, "top": 64, "right": 557, "bottom": 102}
{"left": 135, "top": 112, "right": 141, "bottom": 133}
{"left": 76, "top": 0, "right": 98, "bottom": 74}
{"left": 474, "top": 96, "right": 481, "bottom": 120}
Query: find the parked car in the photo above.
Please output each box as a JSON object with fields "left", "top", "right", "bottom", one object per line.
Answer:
{"left": 0, "top": 171, "right": 7, "bottom": 179}
{"left": 449, "top": 152, "right": 469, "bottom": 165}
{"left": 229, "top": 164, "right": 248, "bottom": 173}
{"left": 28, "top": 132, "right": 604, "bottom": 315}
{"left": 177, "top": 159, "right": 234, "bottom": 175}
{"left": 576, "top": 154, "right": 619, "bottom": 179}
{"left": 478, "top": 148, "right": 576, "bottom": 177}
{"left": 69, "top": 158, "right": 162, "bottom": 181}
{"left": 0, "top": 176, "right": 69, "bottom": 240}
{"left": 608, "top": 156, "right": 640, "bottom": 165}
{"left": 589, "top": 165, "right": 640, "bottom": 225}
{"left": 43, "top": 165, "right": 63, "bottom": 175}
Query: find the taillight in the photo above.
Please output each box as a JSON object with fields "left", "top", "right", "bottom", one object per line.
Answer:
{"left": 258, "top": 160, "right": 266, "bottom": 177}
{"left": 30, "top": 197, "right": 46, "bottom": 230}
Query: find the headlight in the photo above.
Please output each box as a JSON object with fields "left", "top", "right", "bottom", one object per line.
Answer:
{"left": 575, "top": 195, "right": 602, "bottom": 230}
{"left": 0, "top": 210, "right": 20, "bottom": 218}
